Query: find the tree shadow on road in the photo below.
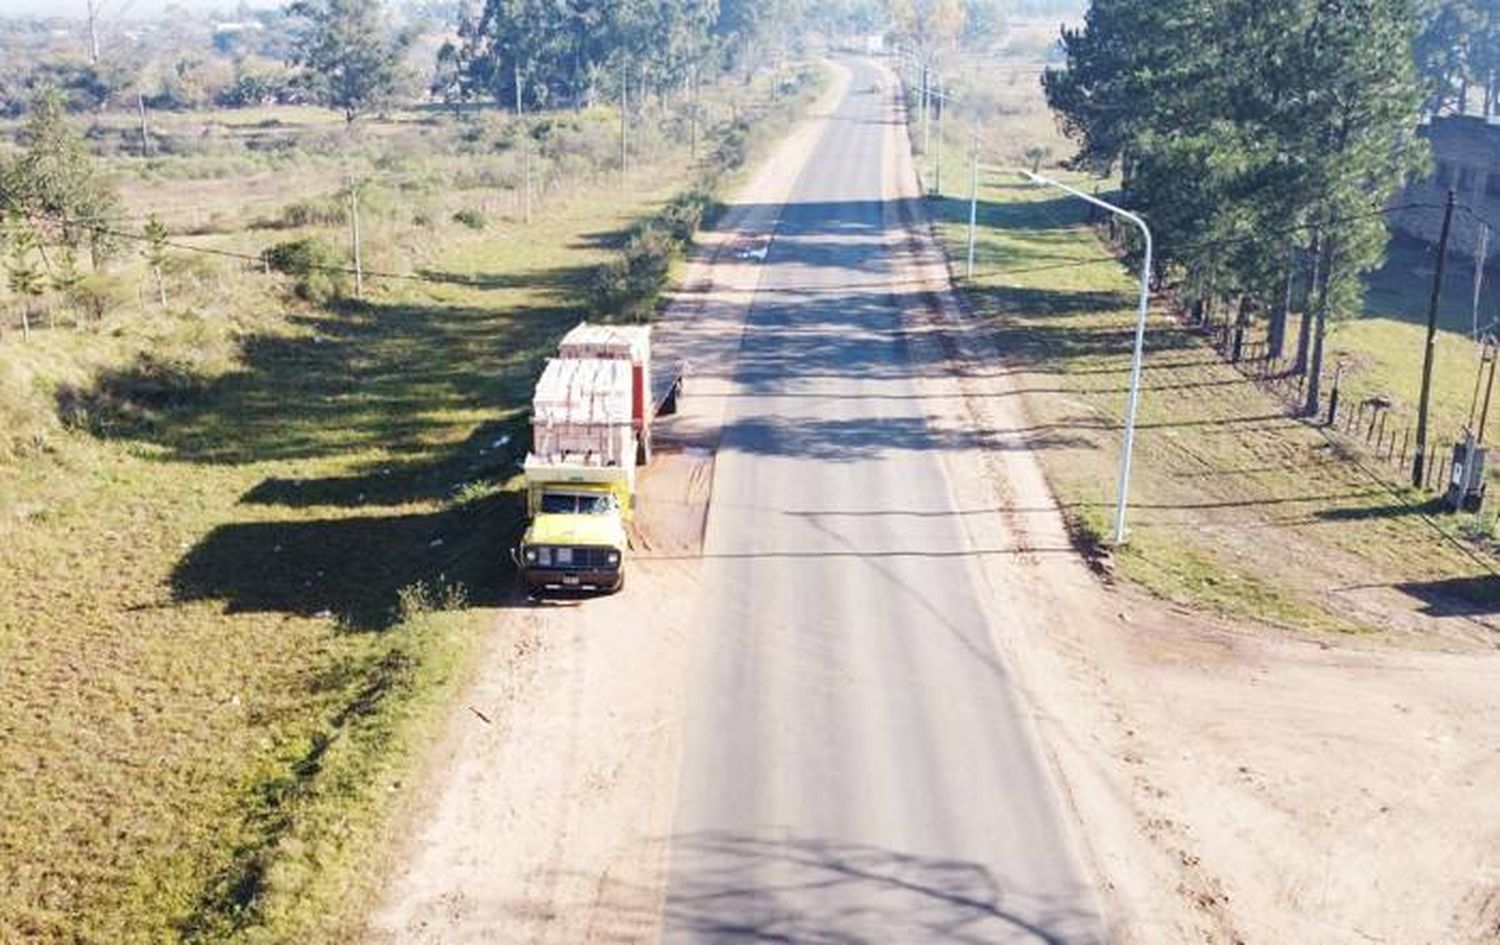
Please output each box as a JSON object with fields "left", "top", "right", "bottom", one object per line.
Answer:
{"left": 502, "top": 832, "right": 1104, "bottom": 945}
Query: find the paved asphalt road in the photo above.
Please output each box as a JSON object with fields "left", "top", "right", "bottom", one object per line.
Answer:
{"left": 663, "top": 60, "right": 1106, "bottom": 944}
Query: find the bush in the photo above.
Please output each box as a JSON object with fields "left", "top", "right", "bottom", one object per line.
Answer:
{"left": 659, "top": 188, "right": 719, "bottom": 243}
{"left": 451, "top": 208, "right": 488, "bottom": 230}
{"left": 67, "top": 273, "right": 131, "bottom": 322}
{"left": 261, "top": 237, "right": 349, "bottom": 303}
{"left": 277, "top": 197, "right": 348, "bottom": 229}
{"left": 710, "top": 119, "right": 751, "bottom": 174}
{"left": 56, "top": 352, "right": 212, "bottom": 435}
{"left": 394, "top": 576, "right": 469, "bottom": 622}
{"left": 593, "top": 224, "right": 675, "bottom": 320}
{"left": 0, "top": 360, "right": 54, "bottom": 461}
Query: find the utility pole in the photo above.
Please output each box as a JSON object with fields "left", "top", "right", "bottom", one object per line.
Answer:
{"left": 921, "top": 63, "right": 930, "bottom": 165}
{"left": 137, "top": 92, "right": 150, "bottom": 157}
{"left": 1473, "top": 223, "right": 1489, "bottom": 340}
{"left": 620, "top": 67, "right": 629, "bottom": 181}
{"left": 966, "top": 134, "right": 979, "bottom": 278}
{"left": 689, "top": 61, "right": 699, "bottom": 164}
{"left": 515, "top": 62, "right": 531, "bottom": 225}
{"left": 934, "top": 74, "right": 944, "bottom": 195}
{"left": 348, "top": 177, "right": 364, "bottom": 300}
{"left": 1026, "top": 171, "right": 1154, "bottom": 545}
{"left": 1413, "top": 190, "right": 1457, "bottom": 487}
{"left": 1479, "top": 338, "right": 1498, "bottom": 444}
{"left": 86, "top": 0, "right": 101, "bottom": 63}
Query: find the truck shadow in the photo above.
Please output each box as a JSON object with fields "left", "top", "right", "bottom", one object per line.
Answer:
{"left": 170, "top": 491, "right": 518, "bottom": 631}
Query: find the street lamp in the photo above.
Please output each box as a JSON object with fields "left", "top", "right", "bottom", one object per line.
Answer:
{"left": 1022, "top": 171, "right": 1154, "bottom": 546}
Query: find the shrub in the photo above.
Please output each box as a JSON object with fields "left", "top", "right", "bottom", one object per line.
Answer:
{"left": 0, "top": 360, "right": 54, "bottom": 461}
{"left": 67, "top": 273, "right": 131, "bottom": 322}
{"left": 261, "top": 237, "right": 349, "bottom": 303}
{"left": 451, "top": 208, "right": 487, "bottom": 230}
{"left": 278, "top": 197, "right": 348, "bottom": 229}
{"left": 56, "top": 352, "right": 212, "bottom": 435}
{"left": 710, "top": 119, "right": 751, "bottom": 174}
{"left": 658, "top": 188, "right": 718, "bottom": 243}
{"left": 593, "top": 224, "right": 675, "bottom": 320}
{"left": 394, "top": 576, "right": 469, "bottom": 622}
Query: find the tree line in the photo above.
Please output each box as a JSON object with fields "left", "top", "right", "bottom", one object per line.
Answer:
{"left": 426, "top": 0, "right": 895, "bottom": 112}
{"left": 1044, "top": 0, "right": 1435, "bottom": 414}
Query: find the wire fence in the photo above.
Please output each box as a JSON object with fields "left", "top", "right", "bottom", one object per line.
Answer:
{"left": 1197, "top": 317, "right": 1465, "bottom": 495}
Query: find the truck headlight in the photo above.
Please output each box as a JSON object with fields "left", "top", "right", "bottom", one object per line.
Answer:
{"left": 606, "top": 550, "right": 621, "bottom": 566}
{"left": 523, "top": 547, "right": 538, "bottom": 564}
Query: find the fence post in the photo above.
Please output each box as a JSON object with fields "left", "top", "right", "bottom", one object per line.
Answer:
{"left": 1400, "top": 426, "right": 1411, "bottom": 468}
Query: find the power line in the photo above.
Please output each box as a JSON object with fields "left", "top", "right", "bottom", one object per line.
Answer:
{"left": 37, "top": 213, "right": 487, "bottom": 288}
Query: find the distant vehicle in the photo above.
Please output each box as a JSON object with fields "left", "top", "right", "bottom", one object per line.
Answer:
{"left": 515, "top": 324, "right": 652, "bottom": 595}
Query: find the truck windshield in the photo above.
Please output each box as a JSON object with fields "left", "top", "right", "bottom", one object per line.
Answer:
{"left": 540, "top": 492, "right": 617, "bottom": 514}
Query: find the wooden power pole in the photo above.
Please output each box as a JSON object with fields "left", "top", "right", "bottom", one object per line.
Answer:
{"left": 137, "top": 93, "right": 150, "bottom": 157}
{"left": 515, "top": 62, "right": 531, "bottom": 225}
{"left": 348, "top": 177, "right": 364, "bottom": 300}
{"left": 1413, "top": 190, "right": 1458, "bottom": 487}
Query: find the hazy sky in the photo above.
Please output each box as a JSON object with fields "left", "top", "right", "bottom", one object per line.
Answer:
{"left": 0, "top": 0, "right": 280, "bottom": 17}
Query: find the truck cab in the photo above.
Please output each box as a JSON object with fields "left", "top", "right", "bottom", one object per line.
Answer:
{"left": 515, "top": 323, "right": 653, "bottom": 598}
{"left": 518, "top": 483, "right": 627, "bottom": 593}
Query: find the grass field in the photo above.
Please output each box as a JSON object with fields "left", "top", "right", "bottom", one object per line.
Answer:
{"left": 915, "top": 33, "right": 1500, "bottom": 637}
{"left": 0, "top": 67, "right": 821, "bottom": 942}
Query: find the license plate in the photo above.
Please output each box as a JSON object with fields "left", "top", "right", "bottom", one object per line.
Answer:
{"left": 562, "top": 574, "right": 580, "bottom": 586}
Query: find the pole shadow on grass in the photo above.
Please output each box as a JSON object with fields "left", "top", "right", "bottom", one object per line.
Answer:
{"left": 1391, "top": 575, "right": 1500, "bottom": 618}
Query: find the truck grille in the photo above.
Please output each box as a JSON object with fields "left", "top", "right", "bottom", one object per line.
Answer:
{"left": 537, "top": 546, "right": 616, "bottom": 570}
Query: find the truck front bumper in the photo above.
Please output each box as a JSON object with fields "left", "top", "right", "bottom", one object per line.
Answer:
{"left": 522, "top": 567, "right": 623, "bottom": 593}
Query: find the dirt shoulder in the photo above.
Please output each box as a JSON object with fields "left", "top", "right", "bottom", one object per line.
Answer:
{"left": 362, "top": 62, "right": 853, "bottom": 944}
{"left": 881, "top": 59, "right": 1500, "bottom": 945}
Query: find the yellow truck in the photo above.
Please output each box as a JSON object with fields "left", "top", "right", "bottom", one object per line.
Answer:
{"left": 515, "top": 324, "right": 651, "bottom": 594}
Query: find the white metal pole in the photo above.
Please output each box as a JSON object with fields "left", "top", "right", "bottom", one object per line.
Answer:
{"left": 935, "top": 74, "right": 943, "bottom": 195}
{"left": 966, "top": 136, "right": 979, "bottom": 278}
{"left": 1024, "top": 171, "right": 1153, "bottom": 545}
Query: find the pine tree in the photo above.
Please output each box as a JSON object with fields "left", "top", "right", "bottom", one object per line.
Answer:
{"left": 0, "top": 89, "right": 120, "bottom": 266}
{"left": 4, "top": 214, "right": 45, "bottom": 340}
{"left": 143, "top": 214, "right": 168, "bottom": 309}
